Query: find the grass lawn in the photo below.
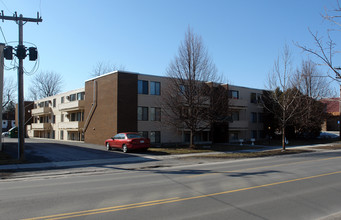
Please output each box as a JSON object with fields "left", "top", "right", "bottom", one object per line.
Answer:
{"left": 183, "top": 149, "right": 313, "bottom": 159}
{"left": 148, "top": 138, "right": 341, "bottom": 157}
{"left": 147, "top": 143, "right": 267, "bottom": 155}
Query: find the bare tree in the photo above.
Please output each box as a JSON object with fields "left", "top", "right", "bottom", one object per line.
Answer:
{"left": 264, "top": 45, "right": 303, "bottom": 150}
{"left": 296, "top": 1, "right": 341, "bottom": 139}
{"left": 162, "top": 27, "right": 223, "bottom": 147}
{"left": 296, "top": 60, "right": 334, "bottom": 98}
{"left": 297, "top": 30, "right": 340, "bottom": 80}
{"left": 3, "top": 77, "right": 16, "bottom": 109}
{"left": 90, "top": 61, "right": 126, "bottom": 77}
{"left": 297, "top": 1, "right": 341, "bottom": 81}
{"left": 291, "top": 60, "right": 331, "bottom": 137}
{"left": 28, "top": 71, "right": 63, "bottom": 100}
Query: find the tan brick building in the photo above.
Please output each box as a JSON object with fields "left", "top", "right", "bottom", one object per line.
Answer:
{"left": 27, "top": 71, "right": 265, "bottom": 145}
{"left": 28, "top": 88, "right": 85, "bottom": 141}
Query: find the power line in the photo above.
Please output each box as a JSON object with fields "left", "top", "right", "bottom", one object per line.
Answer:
{"left": 0, "top": 26, "right": 7, "bottom": 44}
{"left": 0, "top": 0, "right": 13, "bottom": 14}
{"left": 39, "top": 0, "right": 42, "bottom": 17}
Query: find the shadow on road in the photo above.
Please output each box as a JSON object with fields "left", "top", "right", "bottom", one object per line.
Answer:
{"left": 1, "top": 137, "right": 157, "bottom": 167}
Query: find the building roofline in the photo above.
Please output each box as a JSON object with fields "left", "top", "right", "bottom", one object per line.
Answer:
{"left": 32, "top": 87, "right": 85, "bottom": 102}
{"left": 85, "top": 70, "right": 143, "bottom": 82}
{"left": 85, "top": 70, "right": 266, "bottom": 91}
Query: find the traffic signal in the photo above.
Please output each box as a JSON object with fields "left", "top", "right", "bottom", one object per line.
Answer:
{"left": 16, "top": 45, "right": 27, "bottom": 59}
{"left": 3, "top": 46, "right": 13, "bottom": 60}
{"left": 28, "top": 47, "right": 38, "bottom": 61}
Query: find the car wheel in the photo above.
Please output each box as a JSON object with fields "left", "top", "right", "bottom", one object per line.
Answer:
{"left": 122, "top": 144, "right": 128, "bottom": 153}
{"left": 106, "top": 142, "right": 111, "bottom": 151}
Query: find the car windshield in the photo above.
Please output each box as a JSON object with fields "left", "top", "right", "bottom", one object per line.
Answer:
{"left": 126, "top": 133, "right": 143, "bottom": 139}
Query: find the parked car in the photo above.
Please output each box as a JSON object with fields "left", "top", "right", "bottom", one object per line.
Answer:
{"left": 8, "top": 127, "right": 18, "bottom": 138}
{"left": 2, "top": 132, "right": 9, "bottom": 137}
{"left": 105, "top": 132, "right": 150, "bottom": 153}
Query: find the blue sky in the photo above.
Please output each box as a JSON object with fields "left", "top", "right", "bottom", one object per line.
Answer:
{"left": 1, "top": 0, "right": 340, "bottom": 98}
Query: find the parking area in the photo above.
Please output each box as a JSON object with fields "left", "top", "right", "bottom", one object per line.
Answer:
{"left": 2, "top": 137, "right": 144, "bottom": 163}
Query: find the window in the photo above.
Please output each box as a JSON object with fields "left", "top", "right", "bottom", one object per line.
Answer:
{"left": 61, "top": 114, "right": 64, "bottom": 122}
{"left": 70, "top": 113, "right": 76, "bottom": 121}
{"left": 230, "top": 132, "right": 239, "bottom": 141}
{"left": 179, "top": 85, "right": 186, "bottom": 95}
{"left": 150, "top": 81, "right": 161, "bottom": 95}
{"left": 61, "top": 96, "right": 64, "bottom": 103}
{"left": 126, "top": 133, "right": 143, "bottom": 139}
{"left": 150, "top": 107, "right": 161, "bottom": 121}
{"left": 250, "top": 93, "right": 257, "bottom": 103}
{"left": 139, "top": 131, "right": 149, "bottom": 139}
{"left": 52, "top": 115, "right": 56, "bottom": 123}
{"left": 150, "top": 131, "right": 160, "bottom": 143}
{"left": 113, "top": 133, "right": 125, "bottom": 139}
{"left": 229, "top": 90, "right": 239, "bottom": 99}
{"left": 251, "top": 130, "right": 258, "bottom": 139}
{"left": 70, "top": 112, "right": 83, "bottom": 121}
{"left": 77, "top": 92, "right": 85, "bottom": 100}
{"left": 70, "top": 94, "right": 76, "bottom": 101}
{"left": 53, "top": 99, "right": 56, "bottom": 108}
{"left": 258, "top": 113, "right": 263, "bottom": 123}
{"left": 251, "top": 93, "right": 261, "bottom": 103}
{"left": 138, "top": 80, "right": 149, "bottom": 94}
{"left": 251, "top": 112, "right": 257, "bottom": 123}
{"left": 44, "top": 101, "right": 50, "bottom": 107}
{"left": 138, "top": 107, "right": 148, "bottom": 121}
{"left": 230, "top": 111, "right": 239, "bottom": 121}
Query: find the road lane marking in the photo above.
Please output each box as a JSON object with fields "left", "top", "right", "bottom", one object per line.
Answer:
{"left": 22, "top": 197, "right": 180, "bottom": 220}
{"left": 23, "top": 170, "right": 341, "bottom": 220}
{"left": 186, "top": 156, "right": 341, "bottom": 178}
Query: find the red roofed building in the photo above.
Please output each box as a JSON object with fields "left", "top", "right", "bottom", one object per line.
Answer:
{"left": 321, "top": 98, "right": 340, "bottom": 131}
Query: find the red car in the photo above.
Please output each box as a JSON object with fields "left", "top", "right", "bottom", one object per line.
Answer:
{"left": 105, "top": 132, "right": 150, "bottom": 153}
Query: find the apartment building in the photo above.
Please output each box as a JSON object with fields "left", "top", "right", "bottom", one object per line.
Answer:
{"left": 228, "top": 85, "right": 264, "bottom": 142}
{"left": 83, "top": 71, "right": 176, "bottom": 145}
{"left": 28, "top": 88, "right": 85, "bottom": 141}
{"left": 26, "top": 71, "right": 265, "bottom": 145}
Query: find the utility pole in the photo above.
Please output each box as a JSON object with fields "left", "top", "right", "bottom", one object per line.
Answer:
{"left": 0, "top": 43, "right": 4, "bottom": 152}
{"left": 0, "top": 12, "right": 42, "bottom": 160}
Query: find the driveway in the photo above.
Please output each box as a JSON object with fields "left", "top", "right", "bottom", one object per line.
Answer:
{"left": 2, "top": 137, "right": 144, "bottom": 163}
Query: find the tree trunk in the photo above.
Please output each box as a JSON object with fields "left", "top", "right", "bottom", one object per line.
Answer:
{"left": 282, "top": 108, "right": 286, "bottom": 151}
{"left": 190, "top": 130, "right": 195, "bottom": 149}
{"left": 282, "top": 126, "right": 286, "bottom": 151}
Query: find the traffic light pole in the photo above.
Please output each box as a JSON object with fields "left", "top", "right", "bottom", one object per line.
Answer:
{"left": 0, "top": 12, "right": 42, "bottom": 161}
{"left": 0, "top": 43, "right": 4, "bottom": 152}
{"left": 18, "top": 16, "right": 24, "bottom": 160}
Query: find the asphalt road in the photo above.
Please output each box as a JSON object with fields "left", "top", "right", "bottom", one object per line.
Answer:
{"left": 1, "top": 150, "right": 341, "bottom": 219}
{"left": 2, "top": 137, "right": 141, "bottom": 163}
